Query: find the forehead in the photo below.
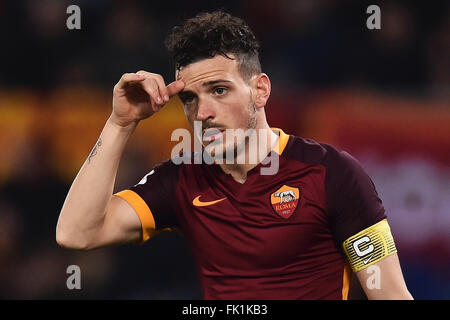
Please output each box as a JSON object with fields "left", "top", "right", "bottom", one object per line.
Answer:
{"left": 176, "top": 54, "right": 242, "bottom": 88}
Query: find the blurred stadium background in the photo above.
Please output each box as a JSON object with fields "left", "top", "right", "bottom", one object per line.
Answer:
{"left": 0, "top": 0, "right": 449, "bottom": 299}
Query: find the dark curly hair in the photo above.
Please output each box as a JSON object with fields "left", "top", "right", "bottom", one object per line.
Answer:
{"left": 165, "top": 11, "right": 261, "bottom": 81}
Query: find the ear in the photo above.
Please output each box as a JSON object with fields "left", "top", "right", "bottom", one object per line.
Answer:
{"left": 251, "top": 73, "right": 271, "bottom": 109}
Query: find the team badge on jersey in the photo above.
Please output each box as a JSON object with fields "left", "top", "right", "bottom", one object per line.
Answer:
{"left": 270, "top": 185, "right": 300, "bottom": 219}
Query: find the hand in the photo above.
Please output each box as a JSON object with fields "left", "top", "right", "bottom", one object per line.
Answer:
{"left": 110, "top": 71, "right": 185, "bottom": 127}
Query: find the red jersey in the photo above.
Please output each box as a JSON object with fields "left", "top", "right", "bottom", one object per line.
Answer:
{"left": 116, "top": 129, "right": 387, "bottom": 299}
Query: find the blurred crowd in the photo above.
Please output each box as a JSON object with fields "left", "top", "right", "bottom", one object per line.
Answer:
{"left": 0, "top": 0, "right": 449, "bottom": 299}
{"left": 1, "top": 0, "right": 449, "bottom": 97}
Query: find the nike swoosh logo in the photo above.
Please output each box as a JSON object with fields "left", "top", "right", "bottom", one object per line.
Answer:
{"left": 363, "top": 254, "right": 374, "bottom": 265}
{"left": 193, "top": 195, "right": 227, "bottom": 207}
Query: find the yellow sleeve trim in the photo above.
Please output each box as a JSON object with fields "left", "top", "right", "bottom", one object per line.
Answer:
{"left": 114, "top": 190, "right": 155, "bottom": 243}
{"left": 341, "top": 264, "right": 352, "bottom": 300}
{"left": 342, "top": 219, "right": 397, "bottom": 272}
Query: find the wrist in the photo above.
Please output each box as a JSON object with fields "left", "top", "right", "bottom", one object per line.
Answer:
{"left": 107, "top": 114, "right": 138, "bottom": 133}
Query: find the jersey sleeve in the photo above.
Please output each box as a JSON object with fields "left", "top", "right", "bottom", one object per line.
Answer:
{"left": 326, "top": 149, "right": 386, "bottom": 244}
{"left": 114, "top": 159, "right": 180, "bottom": 243}
{"left": 325, "top": 148, "right": 396, "bottom": 271}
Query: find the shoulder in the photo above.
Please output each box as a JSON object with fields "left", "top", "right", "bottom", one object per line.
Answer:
{"left": 283, "top": 135, "right": 353, "bottom": 169}
{"left": 153, "top": 152, "right": 197, "bottom": 172}
{"left": 133, "top": 155, "right": 187, "bottom": 189}
{"left": 284, "top": 136, "right": 387, "bottom": 244}
{"left": 283, "top": 135, "right": 372, "bottom": 190}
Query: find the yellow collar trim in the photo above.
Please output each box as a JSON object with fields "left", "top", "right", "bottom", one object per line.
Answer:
{"left": 271, "top": 128, "right": 290, "bottom": 155}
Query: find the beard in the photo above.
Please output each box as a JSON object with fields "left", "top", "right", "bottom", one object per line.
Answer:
{"left": 231, "top": 100, "right": 257, "bottom": 157}
{"left": 204, "top": 99, "right": 258, "bottom": 162}
{"left": 245, "top": 100, "right": 257, "bottom": 131}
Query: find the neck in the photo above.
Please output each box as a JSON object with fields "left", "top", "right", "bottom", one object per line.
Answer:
{"left": 218, "top": 124, "right": 279, "bottom": 184}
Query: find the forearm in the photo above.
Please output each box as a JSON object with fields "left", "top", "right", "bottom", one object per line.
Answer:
{"left": 56, "top": 116, "right": 136, "bottom": 249}
{"left": 356, "top": 254, "right": 413, "bottom": 300}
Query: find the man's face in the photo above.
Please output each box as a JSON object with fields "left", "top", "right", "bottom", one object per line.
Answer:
{"left": 177, "top": 54, "right": 258, "bottom": 158}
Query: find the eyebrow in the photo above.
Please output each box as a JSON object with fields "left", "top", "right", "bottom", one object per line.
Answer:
{"left": 179, "top": 79, "right": 232, "bottom": 96}
{"left": 202, "top": 79, "right": 232, "bottom": 87}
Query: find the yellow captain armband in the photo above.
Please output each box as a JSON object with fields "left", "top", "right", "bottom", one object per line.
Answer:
{"left": 342, "top": 219, "right": 397, "bottom": 272}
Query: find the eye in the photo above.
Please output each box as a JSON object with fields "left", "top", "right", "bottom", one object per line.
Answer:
{"left": 213, "top": 87, "right": 228, "bottom": 96}
{"left": 184, "top": 96, "right": 195, "bottom": 104}
{"left": 181, "top": 95, "right": 196, "bottom": 105}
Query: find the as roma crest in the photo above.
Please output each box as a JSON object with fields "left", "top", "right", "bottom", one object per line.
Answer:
{"left": 270, "top": 185, "right": 300, "bottom": 219}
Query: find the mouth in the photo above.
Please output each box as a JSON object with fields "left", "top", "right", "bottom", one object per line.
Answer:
{"left": 203, "top": 127, "right": 225, "bottom": 142}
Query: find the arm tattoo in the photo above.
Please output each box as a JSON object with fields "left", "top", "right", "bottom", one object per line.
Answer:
{"left": 88, "top": 138, "right": 102, "bottom": 163}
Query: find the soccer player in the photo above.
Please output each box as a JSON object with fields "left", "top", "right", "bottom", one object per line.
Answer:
{"left": 56, "top": 11, "right": 413, "bottom": 300}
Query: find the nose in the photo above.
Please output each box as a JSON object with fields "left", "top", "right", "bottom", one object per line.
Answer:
{"left": 196, "top": 97, "right": 216, "bottom": 121}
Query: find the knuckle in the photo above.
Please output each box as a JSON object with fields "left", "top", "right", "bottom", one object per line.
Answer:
{"left": 147, "top": 73, "right": 163, "bottom": 82}
{"left": 147, "top": 78, "right": 158, "bottom": 87}
{"left": 146, "top": 84, "right": 158, "bottom": 95}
